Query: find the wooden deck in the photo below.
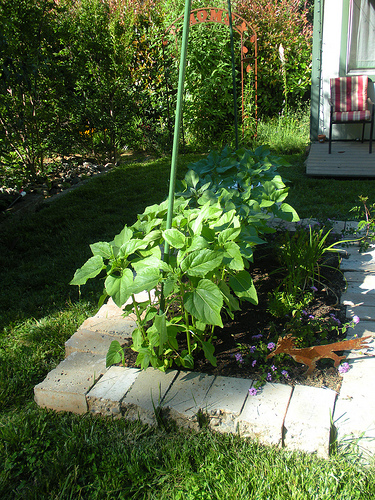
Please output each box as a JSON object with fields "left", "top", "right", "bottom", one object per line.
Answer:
{"left": 305, "top": 141, "right": 375, "bottom": 177}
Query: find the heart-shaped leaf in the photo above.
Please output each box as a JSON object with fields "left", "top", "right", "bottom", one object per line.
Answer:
{"left": 183, "top": 279, "right": 223, "bottom": 327}
{"left": 105, "top": 268, "right": 134, "bottom": 306}
{"left": 181, "top": 249, "right": 223, "bottom": 277}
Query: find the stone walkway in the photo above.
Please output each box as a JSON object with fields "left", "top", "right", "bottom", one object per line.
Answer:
{"left": 34, "top": 225, "right": 375, "bottom": 459}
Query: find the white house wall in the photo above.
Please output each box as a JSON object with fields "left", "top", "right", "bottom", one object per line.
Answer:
{"left": 318, "top": 0, "right": 375, "bottom": 140}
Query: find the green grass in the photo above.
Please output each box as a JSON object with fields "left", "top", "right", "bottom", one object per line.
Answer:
{"left": 1, "top": 140, "right": 375, "bottom": 498}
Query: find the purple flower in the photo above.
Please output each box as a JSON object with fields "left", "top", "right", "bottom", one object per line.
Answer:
{"left": 251, "top": 360, "right": 257, "bottom": 368}
{"left": 308, "top": 314, "right": 315, "bottom": 320}
{"left": 353, "top": 315, "right": 360, "bottom": 325}
{"left": 252, "top": 334, "right": 263, "bottom": 340}
{"left": 248, "top": 387, "right": 258, "bottom": 396}
{"left": 302, "top": 310, "right": 307, "bottom": 316}
{"left": 281, "top": 370, "right": 290, "bottom": 379}
{"left": 267, "top": 342, "right": 276, "bottom": 351}
{"left": 338, "top": 362, "right": 350, "bottom": 374}
{"left": 266, "top": 372, "right": 272, "bottom": 381}
{"left": 271, "top": 364, "right": 277, "bottom": 372}
{"left": 311, "top": 285, "right": 318, "bottom": 292}
{"left": 235, "top": 353, "right": 244, "bottom": 364}
{"left": 249, "top": 345, "right": 256, "bottom": 353}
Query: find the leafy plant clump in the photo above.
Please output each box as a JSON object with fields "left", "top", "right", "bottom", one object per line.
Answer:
{"left": 71, "top": 146, "right": 299, "bottom": 371}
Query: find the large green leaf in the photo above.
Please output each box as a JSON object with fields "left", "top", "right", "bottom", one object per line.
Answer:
{"left": 180, "top": 249, "right": 223, "bottom": 277}
{"left": 105, "top": 268, "right": 134, "bottom": 307}
{"left": 132, "top": 268, "right": 160, "bottom": 295}
{"left": 70, "top": 255, "right": 104, "bottom": 286}
{"left": 183, "top": 279, "right": 223, "bottom": 327}
{"left": 163, "top": 228, "right": 186, "bottom": 249}
{"left": 229, "top": 270, "right": 258, "bottom": 304}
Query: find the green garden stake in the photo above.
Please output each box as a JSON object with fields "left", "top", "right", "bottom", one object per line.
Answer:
{"left": 227, "top": 0, "right": 239, "bottom": 149}
{"left": 161, "top": 0, "right": 192, "bottom": 311}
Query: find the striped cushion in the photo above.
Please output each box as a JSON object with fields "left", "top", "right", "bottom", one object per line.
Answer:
{"left": 330, "top": 76, "right": 368, "bottom": 113}
{"left": 332, "top": 110, "right": 371, "bottom": 123}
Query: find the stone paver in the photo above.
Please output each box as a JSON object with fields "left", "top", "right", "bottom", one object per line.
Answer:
{"left": 202, "top": 375, "right": 253, "bottom": 433}
{"left": 34, "top": 352, "right": 106, "bottom": 414}
{"left": 283, "top": 385, "right": 337, "bottom": 458}
{"left": 161, "top": 371, "right": 215, "bottom": 430}
{"left": 121, "top": 368, "right": 178, "bottom": 425}
{"left": 86, "top": 366, "right": 140, "bottom": 417}
{"left": 237, "top": 382, "right": 293, "bottom": 447}
{"left": 65, "top": 328, "right": 132, "bottom": 357}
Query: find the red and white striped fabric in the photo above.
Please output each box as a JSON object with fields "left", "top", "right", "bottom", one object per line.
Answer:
{"left": 330, "top": 76, "right": 369, "bottom": 115}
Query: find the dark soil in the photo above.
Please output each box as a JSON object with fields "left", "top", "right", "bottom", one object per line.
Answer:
{"left": 121, "top": 242, "right": 348, "bottom": 393}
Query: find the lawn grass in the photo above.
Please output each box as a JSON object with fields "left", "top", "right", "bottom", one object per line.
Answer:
{"left": 1, "top": 144, "right": 375, "bottom": 498}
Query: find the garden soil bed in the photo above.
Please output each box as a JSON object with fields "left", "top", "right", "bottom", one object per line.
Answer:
{"left": 120, "top": 245, "right": 348, "bottom": 393}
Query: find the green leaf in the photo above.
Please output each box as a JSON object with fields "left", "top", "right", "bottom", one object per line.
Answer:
{"left": 218, "top": 227, "right": 241, "bottom": 245}
{"left": 201, "top": 340, "right": 217, "bottom": 367}
{"left": 135, "top": 348, "right": 153, "bottom": 370}
{"left": 163, "top": 228, "right": 186, "bottom": 249}
{"left": 229, "top": 270, "right": 258, "bottom": 304}
{"left": 181, "top": 249, "right": 223, "bottom": 277}
{"left": 219, "top": 280, "right": 240, "bottom": 312}
{"left": 90, "top": 241, "right": 112, "bottom": 259}
{"left": 132, "top": 328, "right": 143, "bottom": 350}
{"left": 113, "top": 226, "right": 133, "bottom": 248}
{"left": 184, "top": 279, "right": 223, "bottom": 327}
{"left": 223, "top": 241, "right": 244, "bottom": 271}
{"left": 106, "top": 340, "right": 123, "bottom": 368}
{"left": 105, "top": 268, "right": 134, "bottom": 307}
{"left": 118, "top": 239, "right": 147, "bottom": 258}
{"left": 132, "top": 268, "right": 160, "bottom": 294}
{"left": 277, "top": 203, "right": 300, "bottom": 222}
{"left": 70, "top": 255, "right": 105, "bottom": 286}
{"left": 181, "top": 353, "right": 194, "bottom": 369}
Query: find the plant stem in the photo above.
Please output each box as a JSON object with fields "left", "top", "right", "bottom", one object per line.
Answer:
{"left": 132, "top": 294, "right": 146, "bottom": 340}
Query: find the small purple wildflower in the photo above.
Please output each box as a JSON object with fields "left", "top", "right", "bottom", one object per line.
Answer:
{"left": 338, "top": 362, "right": 350, "bottom": 374}
{"left": 252, "top": 334, "right": 263, "bottom": 340}
{"left": 271, "top": 364, "right": 277, "bottom": 372}
{"left": 308, "top": 315, "right": 315, "bottom": 320}
{"left": 249, "top": 345, "right": 256, "bottom": 353}
{"left": 251, "top": 360, "right": 257, "bottom": 368}
{"left": 281, "top": 370, "right": 290, "bottom": 379}
{"left": 266, "top": 372, "right": 272, "bottom": 381}
{"left": 248, "top": 387, "right": 258, "bottom": 396}
{"left": 302, "top": 310, "right": 308, "bottom": 316}
{"left": 235, "top": 353, "right": 244, "bottom": 364}
{"left": 353, "top": 315, "right": 360, "bottom": 325}
{"left": 311, "top": 285, "right": 318, "bottom": 292}
{"left": 267, "top": 342, "right": 276, "bottom": 351}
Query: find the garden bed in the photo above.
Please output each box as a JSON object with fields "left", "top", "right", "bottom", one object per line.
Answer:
{"left": 118, "top": 241, "right": 347, "bottom": 393}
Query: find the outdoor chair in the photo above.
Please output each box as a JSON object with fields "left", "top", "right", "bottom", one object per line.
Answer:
{"left": 329, "top": 76, "right": 374, "bottom": 153}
